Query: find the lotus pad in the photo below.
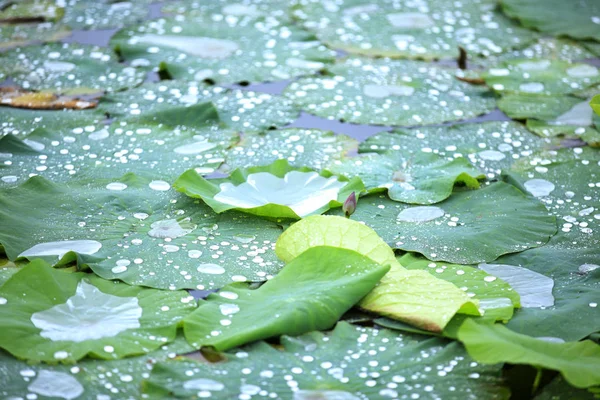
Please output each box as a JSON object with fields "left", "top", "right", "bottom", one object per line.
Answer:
{"left": 284, "top": 58, "right": 496, "bottom": 126}
{"left": 331, "top": 182, "right": 557, "bottom": 264}
{"left": 146, "top": 322, "right": 509, "bottom": 399}
{"left": 361, "top": 121, "right": 548, "bottom": 180}
{"left": 0, "top": 260, "right": 195, "bottom": 362}
{"left": 293, "top": 0, "right": 535, "bottom": 60}
{"left": 508, "top": 147, "right": 600, "bottom": 251}
{"left": 483, "top": 59, "right": 600, "bottom": 96}
{"left": 175, "top": 160, "right": 364, "bottom": 220}
{"left": 0, "top": 0, "right": 70, "bottom": 50}
{"left": 0, "top": 336, "right": 195, "bottom": 399}
{"left": 224, "top": 128, "right": 358, "bottom": 171}
{"left": 0, "top": 106, "right": 104, "bottom": 137}
{"left": 163, "top": 0, "right": 290, "bottom": 21}
{"left": 458, "top": 319, "right": 600, "bottom": 389}
{"left": 0, "top": 43, "right": 145, "bottom": 94}
{"left": 328, "top": 151, "right": 484, "bottom": 204}
{"left": 496, "top": 245, "right": 600, "bottom": 342}
{"left": 111, "top": 15, "right": 335, "bottom": 84}
{"left": 501, "top": 0, "right": 600, "bottom": 42}
{"left": 498, "top": 94, "right": 600, "bottom": 144}
{"left": 99, "top": 81, "right": 299, "bottom": 131}
{"left": 0, "top": 174, "right": 285, "bottom": 290}
{"left": 0, "top": 114, "right": 236, "bottom": 187}
{"left": 276, "top": 216, "right": 481, "bottom": 332}
{"left": 62, "top": 0, "right": 152, "bottom": 30}
{"left": 183, "top": 246, "right": 389, "bottom": 351}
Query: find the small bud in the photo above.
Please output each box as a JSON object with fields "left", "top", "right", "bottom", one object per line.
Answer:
{"left": 343, "top": 192, "right": 357, "bottom": 218}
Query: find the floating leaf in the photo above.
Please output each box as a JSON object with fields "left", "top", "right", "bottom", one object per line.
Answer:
{"left": 499, "top": 148, "right": 600, "bottom": 341}
{"left": 333, "top": 182, "right": 557, "bottom": 264}
{"left": 163, "top": 0, "right": 291, "bottom": 21}
{"left": 0, "top": 0, "right": 70, "bottom": 49}
{"left": 99, "top": 81, "right": 299, "bottom": 131}
{"left": 284, "top": 58, "right": 496, "bottom": 126}
{"left": 183, "top": 246, "right": 389, "bottom": 351}
{"left": 293, "top": 0, "right": 535, "bottom": 60}
{"left": 0, "top": 260, "right": 195, "bottom": 362}
{"left": 224, "top": 128, "right": 358, "bottom": 172}
{"left": 0, "top": 109, "right": 235, "bottom": 187}
{"left": 458, "top": 319, "right": 600, "bottom": 389}
{"left": 0, "top": 106, "right": 103, "bottom": 137}
{"left": 0, "top": 87, "right": 97, "bottom": 110}
{"left": 0, "top": 336, "right": 195, "bottom": 399}
{"left": 501, "top": 0, "right": 600, "bottom": 42}
{"left": 111, "top": 15, "right": 335, "bottom": 84}
{"left": 328, "top": 151, "right": 484, "bottom": 204}
{"left": 276, "top": 215, "right": 480, "bottom": 332}
{"left": 0, "top": 43, "right": 145, "bottom": 94}
{"left": 499, "top": 246, "right": 600, "bottom": 342}
{"left": 0, "top": 174, "right": 284, "bottom": 290}
{"left": 147, "top": 322, "right": 510, "bottom": 399}
{"left": 175, "top": 160, "right": 364, "bottom": 220}
{"left": 483, "top": 59, "right": 600, "bottom": 96}
{"left": 361, "top": 121, "right": 548, "bottom": 180}
{"left": 62, "top": 0, "right": 152, "bottom": 30}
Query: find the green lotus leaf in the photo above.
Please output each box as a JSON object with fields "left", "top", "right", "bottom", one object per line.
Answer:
{"left": 146, "top": 322, "right": 510, "bottom": 399}
{"left": 498, "top": 148, "right": 600, "bottom": 341}
{"left": 183, "top": 246, "right": 389, "bottom": 351}
{"left": 0, "top": 336, "right": 195, "bottom": 399}
{"left": 0, "top": 107, "right": 236, "bottom": 187}
{"left": 0, "top": 0, "right": 63, "bottom": 23}
{"left": 498, "top": 94, "right": 600, "bottom": 144}
{"left": 0, "top": 106, "right": 104, "bottom": 137}
{"left": 458, "top": 319, "right": 600, "bottom": 389}
{"left": 361, "top": 121, "right": 548, "bottom": 180}
{"left": 0, "top": 266, "right": 18, "bottom": 287}
{"left": 328, "top": 151, "right": 484, "bottom": 204}
{"left": 483, "top": 59, "right": 600, "bottom": 96}
{"left": 0, "top": 174, "right": 284, "bottom": 290}
{"left": 292, "top": 0, "right": 535, "bottom": 60}
{"left": 99, "top": 81, "right": 299, "bottom": 131}
{"left": 175, "top": 160, "right": 364, "bottom": 220}
{"left": 163, "top": 0, "right": 291, "bottom": 21}
{"left": 62, "top": 0, "right": 152, "bottom": 30}
{"left": 111, "top": 14, "right": 335, "bottom": 84}
{"left": 331, "top": 182, "right": 557, "bottom": 264}
{"left": 284, "top": 58, "right": 496, "bottom": 126}
{"left": 498, "top": 246, "right": 600, "bottom": 342}
{"left": 501, "top": 0, "right": 600, "bottom": 42}
{"left": 0, "top": 0, "right": 70, "bottom": 50}
{"left": 224, "top": 128, "right": 358, "bottom": 172}
{"left": 0, "top": 43, "right": 145, "bottom": 95}
{"left": 0, "top": 260, "right": 196, "bottom": 362}
{"left": 508, "top": 147, "right": 600, "bottom": 252}
{"left": 275, "top": 215, "right": 480, "bottom": 332}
